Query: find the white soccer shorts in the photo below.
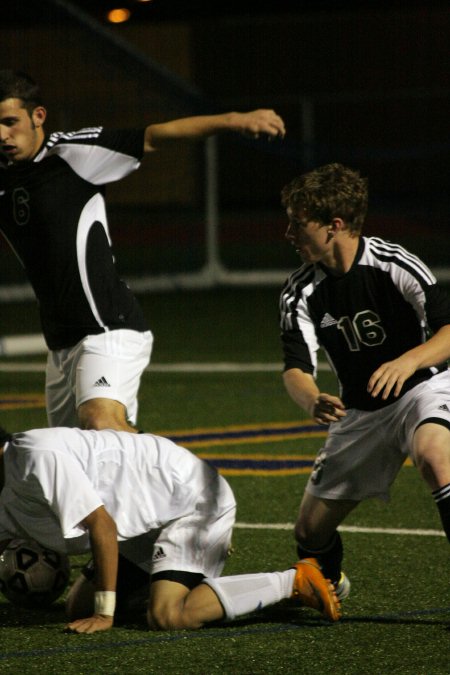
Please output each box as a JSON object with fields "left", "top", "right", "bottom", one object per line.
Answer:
{"left": 119, "top": 476, "right": 237, "bottom": 580}
{"left": 306, "top": 370, "right": 450, "bottom": 502}
{"left": 45, "top": 329, "right": 153, "bottom": 427}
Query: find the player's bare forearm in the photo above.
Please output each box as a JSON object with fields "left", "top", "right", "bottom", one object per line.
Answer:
{"left": 368, "top": 324, "right": 450, "bottom": 400}
{"left": 83, "top": 506, "right": 118, "bottom": 592}
{"left": 283, "top": 368, "right": 346, "bottom": 425}
{"left": 65, "top": 506, "right": 118, "bottom": 634}
{"left": 144, "top": 109, "right": 285, "bottom": 151}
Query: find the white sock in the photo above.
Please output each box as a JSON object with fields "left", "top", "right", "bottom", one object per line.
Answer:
{"left": 203, "top": 569, "right": 296, "bottom": 620}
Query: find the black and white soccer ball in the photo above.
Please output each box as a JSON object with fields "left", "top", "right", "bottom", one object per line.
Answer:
{"left": 0, "top": 539, "right": 71, "bottom": 608}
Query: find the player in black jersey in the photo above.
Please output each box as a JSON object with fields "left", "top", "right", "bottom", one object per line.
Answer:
{"left": 0, "top": 70, "right": 285, "bottom": 432}
{"left": 279, "top": 163, "right": 450, "bottom": 603}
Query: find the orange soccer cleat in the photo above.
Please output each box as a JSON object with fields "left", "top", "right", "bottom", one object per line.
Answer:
{"left": 291, "top": 557, "right": 341, "bottom": 621}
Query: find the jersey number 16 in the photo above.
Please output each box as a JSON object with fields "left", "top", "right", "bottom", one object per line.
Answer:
{"left": 337, "top": 310, "right": 386, "bottom": 351}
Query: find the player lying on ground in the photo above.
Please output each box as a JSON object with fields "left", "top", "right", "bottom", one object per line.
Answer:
{"left": 279, "top": 162, "right": 450, "bottom": 599}
{"left": 0, "top": 427, "right": 340, "bottom": 632}
{"left": 0, "top": 70, "right": 286, "bottom": 433}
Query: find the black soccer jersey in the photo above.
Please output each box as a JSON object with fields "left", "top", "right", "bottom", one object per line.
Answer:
{"left": 0, "top": 127, "right": 149, "bottom": 350}
{"left": 280, "top": 236, "right": 450, "bottom": 411}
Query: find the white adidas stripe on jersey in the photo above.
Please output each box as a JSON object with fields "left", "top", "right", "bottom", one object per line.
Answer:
{"left": 368, "top": 237, "right": 436, "bottom": 285}
{"left": 46, "top": 128, "right": 103, "bottom": 147}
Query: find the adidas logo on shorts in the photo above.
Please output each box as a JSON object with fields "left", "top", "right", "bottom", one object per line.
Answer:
{"left": 438, "top": 404, "right": 450, "bottom": 412}
{"left": 94, "top": 376, "right": 111, "bottom": 387}
{"left": 152, "top": 546, "right": 166, "bottom": 561}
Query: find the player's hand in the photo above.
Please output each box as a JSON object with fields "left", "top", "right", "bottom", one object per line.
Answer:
{"left": 234, "top": 109, "right": 286, "bottom": 140}
{"left": 367, "top": 355, "right": 417, "bottom": 400}
{"left": 311, "top": 394, "right": 346, "bottom": 425}
{"left": 65, "top": 613, "right": 114, "bottom": 634}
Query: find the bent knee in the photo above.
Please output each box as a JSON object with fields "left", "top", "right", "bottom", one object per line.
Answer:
{"left": 414, "top": 439, "right": 450, "bottom": 490}
{"left": 147, "top": 601, "right": 204, "bottom": 631}
{"left": 146, "top": 607, "right": 194, "bottom": 631}
{"left": 147, "top": 608, "right": 172, "bottom": 631}
{"left": 414, "top": 446, "right": 450, "bottom": 485}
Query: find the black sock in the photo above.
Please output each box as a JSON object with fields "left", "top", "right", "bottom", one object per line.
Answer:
{"left": 432, "top": 483, "right": 450, "bottom": 543}
{"left": 297, "top": 531, "right": 343, "bottom": 585}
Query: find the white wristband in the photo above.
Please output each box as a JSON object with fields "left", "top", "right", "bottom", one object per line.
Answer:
{"left": 94, "top": 591, "right": 116, "bottom": 616}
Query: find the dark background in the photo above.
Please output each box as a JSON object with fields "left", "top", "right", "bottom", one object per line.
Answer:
{"left": 2, "top": 0, "right": 449, "bottom": 275}
{"left": 7, "top": 0, "right": 449, "bottom": 24}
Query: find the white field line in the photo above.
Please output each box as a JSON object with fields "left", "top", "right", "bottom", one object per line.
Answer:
{"left": 0, "top": 361, "right": 331, "bottom": 373}
{"left": 234, "top": 522, "right": 445, "bottom": 537}
{"left": 148, "top": 362, "right": 284, "bottom": 373}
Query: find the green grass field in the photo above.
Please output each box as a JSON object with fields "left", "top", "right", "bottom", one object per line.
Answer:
{"left": 0, "top": 289, "right": 449, "bottom": 674}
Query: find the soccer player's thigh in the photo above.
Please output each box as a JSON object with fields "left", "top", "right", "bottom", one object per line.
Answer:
{"left": 406, "top": 371, "right": 450, "bottom": 483}
{"left": 45, "top": 348, "right": 78, "bottom": 427}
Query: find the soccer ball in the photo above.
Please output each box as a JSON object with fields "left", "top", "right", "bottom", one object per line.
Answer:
{"left": 0, "top": 539, "right": 71, "bottom": 608}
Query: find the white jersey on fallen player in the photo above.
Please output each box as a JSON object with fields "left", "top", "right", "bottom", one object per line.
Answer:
{"left": 0, "top": 427, "right": 232, "bottom": 557}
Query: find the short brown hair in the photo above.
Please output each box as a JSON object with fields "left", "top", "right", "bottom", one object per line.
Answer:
{"left": 0, "top": 70, "right": 43, "bottom": 116}
{"left": 281, "top": 163, "right": 368, "bottom": 234}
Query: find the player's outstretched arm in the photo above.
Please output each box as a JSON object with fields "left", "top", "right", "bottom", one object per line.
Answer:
{"left": 144, "top": 109, "right": 286, "bottom": 151}
{"left": 65, "top": 506, "right": 118, "bottom": 634}
{"left": 283, "top": 368, "right": 346, "bottom": 425}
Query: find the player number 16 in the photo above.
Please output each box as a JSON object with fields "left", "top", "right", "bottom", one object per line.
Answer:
{"left": 337, "top": 310, "right": 386, "bottom": 351}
